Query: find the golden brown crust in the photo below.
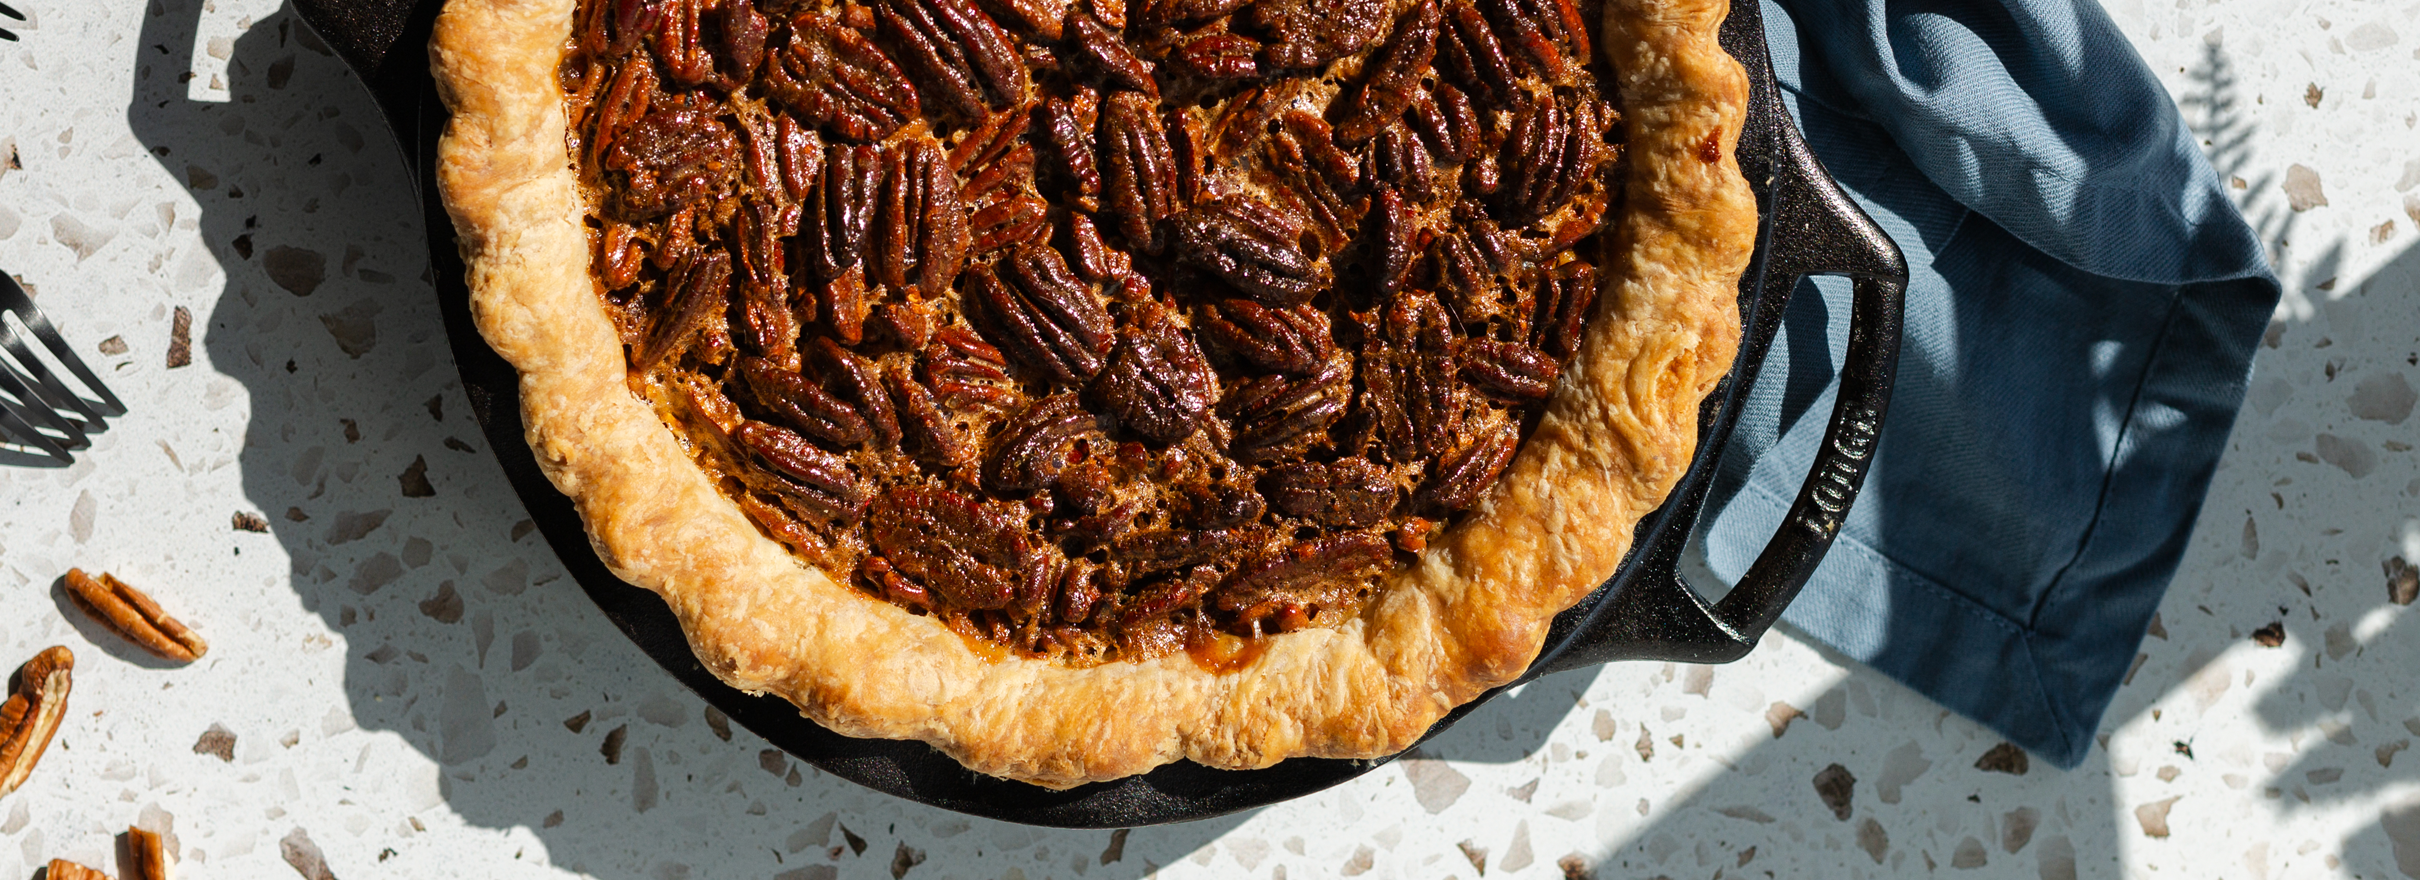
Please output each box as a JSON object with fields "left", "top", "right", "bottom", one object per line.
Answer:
{"left": 432, "top": 0, "right": 1752, "bottom": 787}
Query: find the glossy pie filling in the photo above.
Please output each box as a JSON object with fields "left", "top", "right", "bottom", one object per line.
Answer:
{"left": 560, "top": 0, "right": 1625, "bottom": 663}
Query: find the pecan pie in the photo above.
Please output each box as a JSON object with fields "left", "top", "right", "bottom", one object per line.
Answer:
{"left": 433, "top": 0, "right": 1752, "bottom": 786}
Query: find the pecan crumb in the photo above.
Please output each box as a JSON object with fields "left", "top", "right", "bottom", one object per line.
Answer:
{"left": 2251, "top": 621, "right": 2286, "bottom": 647}
{"left": 63, "top": 568, "right": 209, "bottom": 662}
{"left": 46, "top": 860, "right": 109, "bottom": 880}
{"left": 232, "top": 511, "right": 271, "bottom": 532}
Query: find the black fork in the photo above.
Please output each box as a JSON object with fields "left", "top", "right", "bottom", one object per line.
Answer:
{"left": 0, "top": 2, "right": 23, "bottom": 41}
{"left": 0, "top": 273, "right": 130, "bottom": 464}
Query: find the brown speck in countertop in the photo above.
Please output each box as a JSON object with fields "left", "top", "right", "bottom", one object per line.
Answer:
{"left": 890, "top": 842, "right": 926, "bottom": 879}
{"left": 193, "top": 723, "right": 235, "bottom": 762}
{"left": 2387, "top": 557, "right": 2417, "bottom": 606}
{"left": 598, "top": 724, "right": 627, "bottom": 764}
{"left": 1814, "top": 763, "right": 1856, "bottom": 820}
{"left": 1766, "top": 701, "right": 1806, "bottom": 738}
{"left": 96, "top": 335, "right": 127, "bottom": 355}
{"left": 1975, "top": 742, "right": 2030, "bottom": 775}
{"left": 1456, "top": 840, "right": 1487, "bottom": 874}
{"left": 1100, "top": 828, "right": 1129, "bottom": 864}
{"left": 280, "top": 827, "right": 338, "bottom": 880}
{"left": 1856, "top": 817, "right": 1889, "bottom": 863}
{"left": 2134, "top": 796, "right": 2181, "bottom": 837}
{"left": 398, "top": 456, "right": 435, "bottom": 498}
{"left": 165, "top": 306, "right": 191, "bottom": 368}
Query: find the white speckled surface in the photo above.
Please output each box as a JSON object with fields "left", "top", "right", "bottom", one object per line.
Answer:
{"left": 2, "top": 0, "right": 2415, "bottom": 877}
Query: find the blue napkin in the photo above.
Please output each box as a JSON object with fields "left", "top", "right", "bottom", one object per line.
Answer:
{"left": 1696, "top": 0, "right": 2281, "bottom": 768}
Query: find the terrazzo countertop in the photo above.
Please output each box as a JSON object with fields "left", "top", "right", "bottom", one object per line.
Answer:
{"left": 2, "top": 0, "right": 2416, "bottom": 877}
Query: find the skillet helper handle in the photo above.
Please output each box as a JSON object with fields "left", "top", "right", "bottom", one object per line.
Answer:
{"left": 1527, "top": 0, "right": 1908, "bottom": 673}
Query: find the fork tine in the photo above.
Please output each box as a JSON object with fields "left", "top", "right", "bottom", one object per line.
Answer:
{"left": 0, "top": 366, "right": 81, "bottom": 461}
{"left": 0, "top": 311, "right": 112, "bottom": 434}
{"left": 0, "top": 2, "right": 21, "bottom": 20}
{"left": 0, "top": 273, "right": 126, "bottom": 418}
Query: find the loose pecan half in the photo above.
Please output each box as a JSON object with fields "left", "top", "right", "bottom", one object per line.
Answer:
{"left": 1199, "top": 298, "right": 1331, "bottom": 374}
{"left": 1088, "top": 303, "right": 1216, "bottom": 443}
{"left": 984, "top": 393, "right": 1098, "bottom": 493}
{"left": 875, "top": 0, "right": 1030, "bottom": 119}
{"left": 1221, "top": 359, "right": 1351, "bottom": 462}
{"left": 1260, "top": 458, "right": 1396, "bottom": 527}
{"left": 63, "top": 568, "right": 209, "bottom": 662}
{"left": 46, "top": 861, "right": 108, "bottom": 880}
{"left": 735, "top": 420, "right": 867, "bottom": 522}
{"left": 764, "top": 16, "right": 920, "bottom": 141}
{"left": 868, "top": 487, "right": 1040, "bottom": 609}
{"left": 968, "top": 246, "right": 1114, "bottom": 383}
{"left": 1171, "top": 198, "right": 1327, "bottom": 308}
{"left": 0, "top": 645, "right": 72, "bottom": 798}
{"left": 125, "top": 827, "right": 172, "bottom": 880}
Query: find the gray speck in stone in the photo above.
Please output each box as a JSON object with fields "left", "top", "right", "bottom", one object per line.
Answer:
{"left": 364, "top": 644, "right": 400, "bottom": 665}
{"left": 1591, "top": 709, "right": 1615, "bottom": 741}
{"left": 2390, "top": 557, "right": 2418, "bottom": 606}
{"left": 266, "top": 53, "right": 296, "bottom": 88}
{"left": 317, "top": 299, "right": 381, "bottom": 357}
{"left": 324, "top": 509, "right": 391, "bottom": 545}
{"left": 438, "top": 664, "right": 497, "bottom": 765}
{"left": 70, "top": 490, "right": 96, "bottom": 543}
{"left": 510, "top": 630, "right": 541, "bottom": 672}
{"left": 281, "top": 827, "right": 338, "bottom": 880}
{"left": 631, "top": 746, "right": 659, "bottom": 813}
{"left": 402, "top": 536, "right": 434, "bottom": 568}
{"left": 2001, "top": 807, "right": 2038, "bottom": 853}
{"left": 542, "top": 810, "right": 563, "bottom": 828}
{"left": 482, "top": 558, "right": 530, "bottom": 595}
{"left": 418, "top": 582, "right": 463, "bottom": 623}
{"left": 1950, "top": 836, "right": 1987, "bottom": 869}
{"left": 774, "top": 868, "right": 838, "bottom": 880}
{"left": 2314, "top": 433, "right": 2377, "bottom": 478}
{"left": 1855, "top": 817, "right": 1888, "bottom": 863}
{"left": 194, "top": 723, "right": 237, "bottom": 762}
{"left": 1717, "top": 805, "right": 1777, "bottom": 824}
{"left": 2378, "top": 740, "right": 2409, "bottom": 767}
{"left": 760, "top": 748, "right": 788, "bottom": 776}
{"left": 2284, "top": 164, "right": 2328, "bottom": 212}
{"left": 2307, "top": 767, "right": 2344, "bottom": 784}
{"left": 1682, "top": 664, "right": 1713, "bottom": 696}
{"left": 1099, "top": 828, "right": 1128, "bottom": 864}
{"left": 399, "top": 456, "right": 434, "bottom": 497}
{"left": 601, "top": 725, "right": 628, "bottom": 764}
{"left": 791, "top": 813, "right": 837, "bottom": 852}
{"left": 2350, "top": 372, "right": 2416, "bottom": 424}
{"left": 2325, "top": 621, "right": 2358, "bottom": 660}
{"left": 2036, "top": 834, "right": 2077, "bottom": 880}
{"left": 1497, "top": 820, "right": 1533, "bottom": 874}
{"left": 1813, "top": 763, "right": 1856, "bottom": 820}
{"left": 473, "top": 610, "right": 495, "bottom": 666}
{"left": 1397, "top": 750, "right": 1470, "bottom": 813}
{"left": 185, "top": 164, "right": 219, "bottom": 190}
{"left": 1340, "top": 845, "right": 1374, "bottom": 876}
{"left": 704, "top": 705, "right": 732, "bottom": 741}
{"left": 2384, "top": 798, "right": 2420, "bottom": 878}
{"left": 637, "top": 691, "right": 688, "bottom": 727}
{"left": 1634, "top": 726, "right": 1654, "bottom": 761}
{"left": 1506, "top": 777, "right": 1539, "bottom": 802}
{"left": 1874, "top": 740, "right": 1933, "bottom": 804}
{"left": 1544, "top": 800, "right": 1591, "bottom": 820}
{"left": 1812, "top": 687, "right": 1847, "bottom": 730}
{"left": 347, "top": 552, "right": 403, "bottom": 595}
{"left": 266, "top": 246, "right": 329, "bottom": 296}
{"left": 840, "top": 825, "right": 867, "bottom": 856}
{"left": 564, "top": 710, "right": 592, "bottom": 733}
{"left": 2344, "top": 21, "right": 2398, "bottom": 51}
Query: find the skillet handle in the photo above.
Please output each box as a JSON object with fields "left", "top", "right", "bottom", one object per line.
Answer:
{"left": 1524, "top": 0, "right": 1907, "bottom": 675}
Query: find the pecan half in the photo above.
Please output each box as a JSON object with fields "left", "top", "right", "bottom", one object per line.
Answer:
{"left": 46, "top": 861, "right": 108, "bottom": 880}
{"left": 1222, "top": 359, "right": 1351, "bottom": 462}
{"left": 810, "top": 337, "right": 902, "bottom": 448}
{"left": 984, "top": 393, "right": 1098, "bottom": 493}
{"left": 872, "top": 136, "right": 971, "bottom": 296}
{"left": 1088, "top": 303, "right": 1216, "bottom": 443}
{"left": 716, "top": 0, "right": 772, "bottom": 81}
{"left": 1497, "top": 91, "right": 1608, "bottom": 227}
{"left": 125, "top": 827, "right": 171, "bottom": 880}
{"left": 635, "top": 250, "right": 732, "bottom": 371}
{"left": 1530, "top": 260, "right": 1598, "bottom": 359}
{"left": 1171, "top": 198, "right": 1328, "bottom": 308}
{"left": 1115, "top": 527, "right": 1262, "bottom": 579}
{"left": 969, "top": 246, "right": 1114, "bottom": 383}
{"left": 1459, "top": 338, "right": 1560, "bottom": 401}
{"left": 868, "top": 487, "right": 1040, "bottom": 609}
{"left": 741, "top": 357, "right": 872, "bottom": 446}
{"left": 1331, "top": 0, "right": 1440, "bottom": 145}
{"left": 1410, "top": 413, "right": 1516, "bottom": 514}
{"left": 1369, "top": 125, "right": 1436, "bottom": 204}
{"left": 734, "top": 420, "right": 868, "bottom": 522}
{"left": 0, "top": 645, "right": 72, "bottom": 798}
{"left": 1200, "top": 298, "right": 1331, "bottom": 374}
{"left": 654, "top": 0, "right": 713, "bottom": 85}
{"left": 1260, "top": 458, "right": 1396, "bottom": 527}
{"left": 1247, "top": 0, "right": 1389, "bottom": 71}
{"left": 1066, "top": 8, "right": 1157, "bottom": 97}
{"left": 888, "top": 364, "right": 975, "bottom": 467}
{"left": 875, "top": 0, "right": 1030, "bottom": 119}
{"left": 1361, "top": 290, "right": 1466, "bottom": 461}
{"left": 1215, "top": 533, "right": 1392, "bottom": 626}
{"left": 586, "top": 56, "right": 655, "bottom": 173}
{"left": 985, "top": 0, "right": 1069, "bottom": 38}
{"left": 1436, "top": 0, "right": 1518, "bottom": 100}
{"left": 1170, "top": 31, "right": 1259, "bottom": 80}
{"left": 1408, "top": 80, "right": 1482, "bottom": 163}
{"left": 603, "top": 109, "right": 740, "bottom": 219}
{"left": 1477, "top": 0, "right": 1586, "bottom": 82}
{"left": 921, "top": 326, "right": 1017, "bottom": 409}
{"left": 1101, "top": 91, "right": 1181, "bottom": 251}
{"left": 62, "top": 569, "right": 209, "bottom": 662}
{"left": 764, "top": 16, "right": 921, "bottom": 141}
{"left": 1132, "top": 0, "right": 1251, "bottom": 27}
{"left": 808, "top": 141, "right": 882, "bottom": 280}
{"left": 733, "top": 200, "right": 798, "bottom": 364}
{"left": 1040, "top": 87, "right": 1104, "bottom": 212}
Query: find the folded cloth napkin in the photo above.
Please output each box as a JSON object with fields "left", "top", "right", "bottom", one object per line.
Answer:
{"left": 1697, "top": 0, "right": 2282, "bottom": 768}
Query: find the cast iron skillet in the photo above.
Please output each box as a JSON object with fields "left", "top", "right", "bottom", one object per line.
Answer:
{"left": 293, "top": 0, "right": 1907, "bottom": 826}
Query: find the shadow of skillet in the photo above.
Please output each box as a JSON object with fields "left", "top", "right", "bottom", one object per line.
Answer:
{"left": 129, "top": 0, "right": 1256, "bottom": 874}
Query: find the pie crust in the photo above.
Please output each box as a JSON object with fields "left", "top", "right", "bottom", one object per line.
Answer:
{"left": 431, "top": 0, "right": 1752, "bottom": 787}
